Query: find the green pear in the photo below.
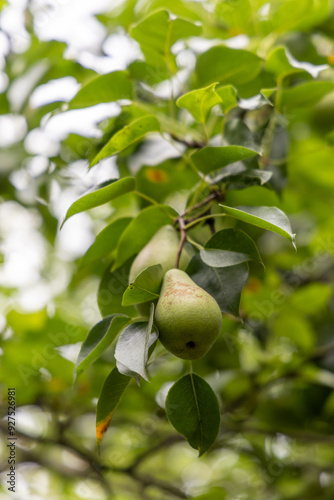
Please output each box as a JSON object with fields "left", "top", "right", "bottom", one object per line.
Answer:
{"left": 129, "top": 225, "right": 194, "bottom": 316}
{"left": 154, "top": 269, "right": 222, "bottom": 359}
{"left": 129, "top": 225, "right": 193, "bottom": 283}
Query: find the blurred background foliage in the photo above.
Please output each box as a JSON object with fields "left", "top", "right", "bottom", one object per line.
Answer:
{"left": 1, "top": 0, "right": 334, "bottom": 499}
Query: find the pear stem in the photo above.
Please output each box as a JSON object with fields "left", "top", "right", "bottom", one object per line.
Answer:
{"left": 175, "top": 217, "right": 187, "bottom": 269}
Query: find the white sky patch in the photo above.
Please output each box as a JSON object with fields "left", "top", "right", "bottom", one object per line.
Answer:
{"left": 0, "top": 228, "right": 46, "bottom": 287}
{"left": 0, "top": 71, "right": 9, "bottom": 92}
{"left": 188, "top": 35, "right": 250, "bottom": 55}
{"left": 225, "top": 35, "right": 250, "bottom": 49}
{"left": 128, "top": 135, "right": 184, "bottom": 172}
{"left": 8, "top": 60, "right": 49, "bottom": 112}
{"left": 44, "top": 102, "right": 121, "bottom": 140}
{"left": 17, "top": 283, "right": 54, "bottom": 312}
{"left": 56, "top": 213, "right": 94, "bottom": 260}
{"left": 0, "top": 0, "right": 30, "bottom": 53}
{"left": 77, "top": 33, "right": 142, "bottom": 74}
{"left": 31, "top": 0, "right": 112, "bottom": 51}
{"left": 25, "top": 155, "right": 49, "bottom": 177}
{"left": 62, "top": 159, "right": 119, "bottom": 191}
{"left": 29, "top": 76, "right": 80, "bottom": 108}
{"left": 286, "top": 50, "right": 328, "bottom": 78}
{"left": 15, "top": 405, "right": 51, "bottom": 438}
{"left": 0, "top": 202, "right": 46, "bottom": 290}
{"left": 0, "top": 30, "right": 10, "bottom": 58}
{"left": 0, "top": 114, "right": 27, "bottom": 147}
{"left": 55, "top": 342, "right": 82, "bottom": 363}
{"left": 239, "top": 95, "right": 264, "bottom": 110}
{"left": 102, "top": 31, "right": 142, "bottom": 68}
{"left": 258, "top": 2, "right": 270, "bottom": 20}
{"left": 76, "top": 51, "right": 123, "bottom": 75}
{"left": 9, "top": 168, "right": 31, "bottom": 190}
{"left": 187, "top": 37, "right": 222, "bottom": 54}
{"left": 24, "top": 127, "right": 60, "bottom": 156}
{"left": 176, "top": 49, "right": 197, "bottom": 71}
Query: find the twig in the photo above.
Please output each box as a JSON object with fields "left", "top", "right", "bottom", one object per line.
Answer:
{"left": 180, "top": 191, "right": 220, "bottom": 218}
{"left": 235, "top": 425, "right": 334, "bottom": 444}
{"left": 169, "top": 132, "right": 206, "bottom": 149}
{"left": 129, "top": 471, "right": 188, "bottom": 498}
{"left": 1, "top": 424, "right": 186, "bottom": 498}
{"left": 175, "top": 217, "right": 187, "bottom": 269}
{"left": 310, "top": 341, "right": 334, "bottom": 360}
{"left": 126, "top": 435, "right": 183, "bottom": 473}
{"left": 184, "top": 213, "right": 227, "bottom": 231}
{"left": 135, "top": 191, "right": 158, "bottom": 206}
{"left": 107, "top": 435, "right": 187, "bottom": 498}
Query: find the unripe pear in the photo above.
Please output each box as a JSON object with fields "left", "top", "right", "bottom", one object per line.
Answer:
{"left": 129, "top": 225, "right": 194, "bottom": 317}
{"left": 129, "top": 225, "right": 193, "bottom": 283}
{"left": 154, "top": 269, "right": 222, "bottom": 360}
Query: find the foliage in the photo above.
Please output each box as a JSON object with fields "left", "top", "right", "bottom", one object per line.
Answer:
{"left": 1, "top": 0, "right": 334, "bottom": 499}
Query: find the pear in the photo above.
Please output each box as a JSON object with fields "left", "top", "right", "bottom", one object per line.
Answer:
{"left": 129, "top": 225, "right": 193, "bottom": 283}
{"left": 154, "top": 269, "right": 222, "bottom": 359}
{"left": 129, "top": 225, "right": 193, "bottom": 316}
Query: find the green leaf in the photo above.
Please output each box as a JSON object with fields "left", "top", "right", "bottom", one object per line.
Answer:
{"left": 281, "top": 81, "right": 334, "bottom": 111}
{"left": 201, "top": 229, "right": 263, "bottom": 267}
{"left": 196, "top": 46, "right": 262, "bottom": 87}
{"left": 75, "top": 315, "right": 130, "bottom": 379}
{"left": 216, "top": 0, "right": 253, "bottom": 36}
{"left": 60, "top": 178, "right": 135, "bottom": 228}
{"left": 192, "top": 487, "right": 227, "bottom": 500}
{"left": 130, "top": 10, "right": 201, "bottom": 75}
{"left": 187, "top": 254, "right": 248, "bottom": 317}
{"left": 128, "top": 60, "right": 168, "bottom": 85}
{"left": 113, "top": 205, "right": 177, "bottom": 270}
{"left": 261, "top": 88, "right": 276, "bottom": 105}
{"left": 96, "top": 367, "right": 131, "bottom": 447}
{"left": 220, "top": 205, "right": 296, "bottom": 249}
{"left": 209, "top": 163, "right": 247, "bottom": 184}
{"left": 176, "top": 83, "right": 222, "bottom": 123}
{"left": 166, "top": 373, "right": 220, "bottom": 455}
{"left": 136, "top": 158, "right": 199, "bottom": 203}
{"left": 98, "top": 260, "right": 136, "bottom": 318}
{"left": 122, "top": 264, "right": 163, "bottom": 306}
{"left": 213, "top": 166, "right": 272, "bottom": 187}
{"left": 216, "top": 85, "right": 238, "bottom": 114}
{"left": 243, "top": 169, "right": 272, "bottom": 185}
{"left": 115, "top": 319, "right": 158, "bottom": 382}
{"left": 289, "top": 283, "right": 332, "bottom": 316}
{"left": 79, "top": 217, "right": 132, "bottom": 267}
{"left": 90, "top": 116, "right": 160, "bottom": 167}
{"left": 68, "top": 71, "right": 134, "bottom": 109}
{"left": 264, "top": 0, "right": 329, "bottom": 34}
{"left": 191, "top": 146, "right": 259, "bottom": 174}
{"left": 266, "top": 47, "right": 306, "bottom": 80}
{"left": 272, "top": 313, "right": 315, "bottom": 353}
{"left": 224, "top": 119, "right": 260, "bottom": 152}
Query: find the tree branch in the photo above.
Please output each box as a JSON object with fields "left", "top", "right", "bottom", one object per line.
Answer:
{"left": 169, "top": 133, "right": 206, "bottom": 149}
{"left": 126, "top": 435, "right": 183, "bottom": 473}
{"left": 180, "top": 191, "right": 221, "bottom": 218}
{"left": 3, "top": 424, "right": 186, "bottom": 499}
{"left": 175, "top": 217, "right": 187, "bottom": 269}
{"left": 129, "top": 470, "right": 188, "bottom": 498}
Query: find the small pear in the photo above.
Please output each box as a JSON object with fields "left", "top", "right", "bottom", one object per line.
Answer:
{"left": 155, "top": 269, "right": 222, "bottom": 360}
{"left": 129, "top": 225, "right": 194, "bottom": 316}
{"left": 129, "top": 225, "right": 193, "bottom": 283}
